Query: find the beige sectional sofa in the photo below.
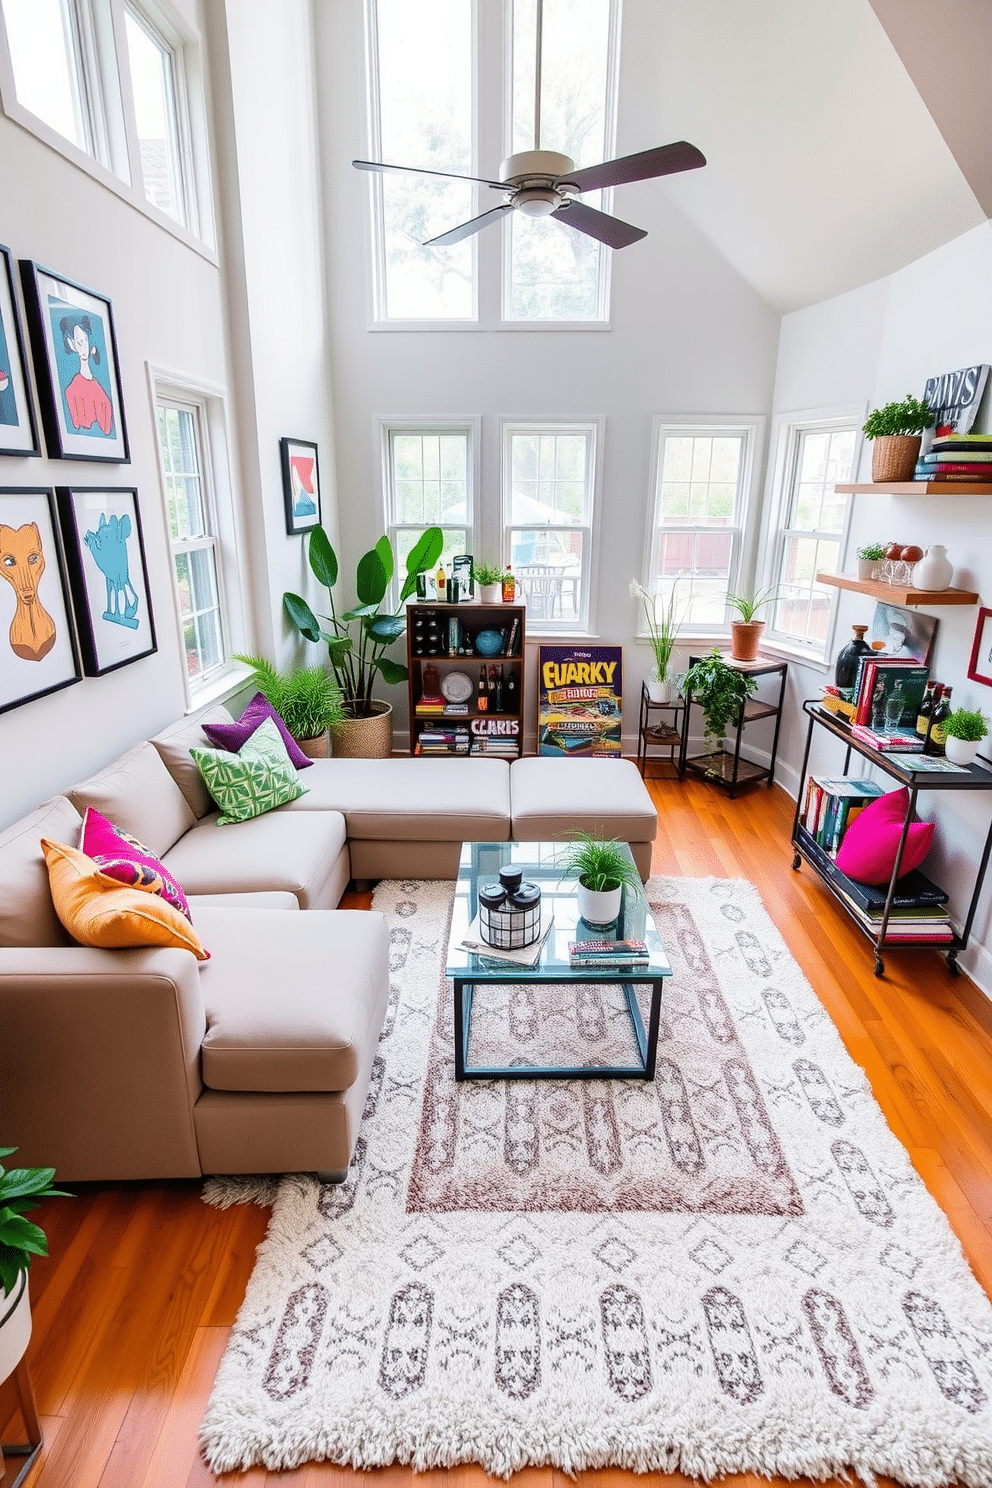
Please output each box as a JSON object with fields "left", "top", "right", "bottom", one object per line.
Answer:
{"left": 0, "top": 701, "right": 657, "bottom": 1184}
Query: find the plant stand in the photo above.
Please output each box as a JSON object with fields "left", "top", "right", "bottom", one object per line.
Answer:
{"left": 636, "top": 681, "right": 684, "bottom": 777}
{"left": 1, "top": 1356, "right": 42, "bottom": 1488}
{"left": 678, "top": 653, "right": 788, "bottom": 797}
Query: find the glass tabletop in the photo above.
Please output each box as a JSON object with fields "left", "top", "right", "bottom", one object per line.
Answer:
{"left": 446, "top": 840, "right": 672, "bottom": 980}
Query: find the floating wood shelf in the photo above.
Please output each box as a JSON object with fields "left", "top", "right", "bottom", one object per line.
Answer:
{"left": 816, "top": 572, "right": 979, "bottom": 606}
{"left": 835, "top": 481, "right": 992, "bottom": 496}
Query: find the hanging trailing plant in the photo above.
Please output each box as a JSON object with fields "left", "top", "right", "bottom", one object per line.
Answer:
{"left": 682, "top": 648, "right": 757, "bottom": 751}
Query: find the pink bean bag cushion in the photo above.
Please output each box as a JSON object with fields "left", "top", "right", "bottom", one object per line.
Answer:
{"left": 835, "top": 786, "right": 934, "bottom": 885}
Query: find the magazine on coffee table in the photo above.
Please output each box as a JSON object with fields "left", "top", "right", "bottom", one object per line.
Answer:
{"left": 459, "top": 912, "right": 553, "bottom": 967}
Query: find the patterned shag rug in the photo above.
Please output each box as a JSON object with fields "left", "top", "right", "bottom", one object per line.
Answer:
{"left": 199, "top": 877, "right": 992, "bottom": 1485}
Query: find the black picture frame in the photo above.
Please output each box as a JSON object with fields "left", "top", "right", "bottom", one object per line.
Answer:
{"left": 0, "top": 487, "right": 80, "bottom": 713}
{"left": 0, "top": 247, "right": 40, "bottom": 457}
{"left": 56, "top": 487, "right": 156, "bottom": 676}
{"left": 280, "top": 437, "right": 321, "bottom": 534}
{"left": 19, "top": 260, "right": 129, "bottom": 463}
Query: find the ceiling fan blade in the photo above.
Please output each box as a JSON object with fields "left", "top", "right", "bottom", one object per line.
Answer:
{"left": 554, "top": 200, "right": 646, "bottom": 249}
{"left": 353, "top": 158, "right": 506, "bottom": 191}
{"left": 424, "top": 204, "right": 514, "bottom": 247}
{"left": 558, "top": 141, "right": 706, "bottom": 195}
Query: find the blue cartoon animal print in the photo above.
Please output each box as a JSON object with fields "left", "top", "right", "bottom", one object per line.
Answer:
{"left": 84, "top": 512, "right": 139, "bottom": 630}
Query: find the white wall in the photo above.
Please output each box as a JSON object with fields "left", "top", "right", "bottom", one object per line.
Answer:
{"left": 771, "top": 222, "right": 992, "bottom": 993}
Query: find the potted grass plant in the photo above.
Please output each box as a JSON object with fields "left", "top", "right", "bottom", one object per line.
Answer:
{"left": 233, "top": 656, "right": 345, "bottom": 758}
{"left": 862, "top": 394, "right": 933, "bottom": 482}
{"left": 942, "top": 707, "right": 988, "bottom": 768}
{"left": 726, "top": 586, "right": 779, "bottom": 661}
{"left": 0, "top": 1148, "right": 69, "bottom": 1388}
{"left": 556, "top": 832, "right": 644, "bottom": 928}
{"left": 630, "top": 579, "right": 684, "bottom": 702}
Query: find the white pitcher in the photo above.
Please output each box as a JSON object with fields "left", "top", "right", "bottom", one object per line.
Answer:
{"left": 911, "top": 544, "right": 952, "bottom": 591}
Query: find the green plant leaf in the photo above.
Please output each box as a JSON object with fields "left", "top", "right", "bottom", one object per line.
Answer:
{"left": 325, "top": 636, "right": 353, "bottom": 664}
{"left": 374, "top": 534, "right": 394, "bottom": 587}
{"left": 366, "top": 614, "right": 405, "bottom": 644}
{"left": 356, "top": 547, "right": 388, "bottom": 607}
{"left": 308, "top": 525, "right": 338, "bottom": 591}
{"left": 341, "top": 604, "right": 380, "bottom": 621}
{"left": 284, "top": 592, "right": 321, "bottom": 644}
{"left": 376, "top": 657, "right": 408, "bottom": 684}
{"left": 399, "top": 526, "right": 444, "bottom": 600}
{"left": 0, "top": 1168, "right": 59, "bottom": 1202}
{"left": 0, "top": 1210, "right": 48, "bottom": 1257}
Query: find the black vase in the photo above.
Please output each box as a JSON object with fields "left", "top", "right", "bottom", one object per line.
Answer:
{"left": 835, "top": 624, "right": 871, "bottom": 699}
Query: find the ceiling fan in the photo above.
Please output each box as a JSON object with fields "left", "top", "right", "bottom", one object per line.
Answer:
{"left": 353, "top": 1, "right": 706, "bottom": 251}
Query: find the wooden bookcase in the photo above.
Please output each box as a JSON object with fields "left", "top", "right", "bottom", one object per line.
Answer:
{"left": 406, "top": 602, "right": 526, "bottom": 757}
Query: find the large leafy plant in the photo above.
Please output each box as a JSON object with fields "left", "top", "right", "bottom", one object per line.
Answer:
{"left": 284, "top": 525, "right": 443, "bottom": 718}
{"left": 0, "top": 1147, "right": 70, "bottom": 1297}
{"left": 683, "top": 648, "right": 757, "bottom": 749}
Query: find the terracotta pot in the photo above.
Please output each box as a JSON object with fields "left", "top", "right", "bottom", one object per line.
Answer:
{"left": 871, "top": 435, "right": 921, "bottom": 483}
{"left": 330, "top": 701, "right": 393, "bottom": 759}
{"left": 730, "top": 620, "right": 764, "bottom": 662}
{"left": 0, "top": 1272, "right": 31, "bottom": 1384}
{"left": 295, "top": 732, "right": 330, "bottom": 759}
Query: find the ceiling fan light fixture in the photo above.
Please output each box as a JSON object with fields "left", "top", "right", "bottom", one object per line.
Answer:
{"left": 499, "top": 149, "right": 574, "bottom": 185}
{"left": 515, "top": 188, "right": 560, "bottom": 218}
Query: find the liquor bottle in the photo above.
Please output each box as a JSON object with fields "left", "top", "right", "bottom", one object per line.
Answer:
{"left": 488, "top": 665, "right": 497, "bottom": 711}
{"left": 928, "top": 684, "right": 953, "bottom": 754}
{"left": 505, "top": 666, "right": 518, "bottom": 712}
{"left": 435, "top": 562, "right": 446, "bottom": 602}
{"left": 834, "top": 623, "right": 871, "bottom": 700}
{"left": 883, "top": 680, "right": 904, "bottom": 733}
{"left": 501, "top": 566, "right": 515, "bottom": 603}
{"left": 915, "top": 681, "right": 937, "bottom": 738}
{"left": 494, "top": 663, "right": 504, "bottom": 711}
{"left": 477, "top": 666, "right": 488, "bottom": 711}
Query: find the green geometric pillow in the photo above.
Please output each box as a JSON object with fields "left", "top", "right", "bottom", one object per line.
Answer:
{"left": 190, "top": 717, "right": 307, "bottom": 825}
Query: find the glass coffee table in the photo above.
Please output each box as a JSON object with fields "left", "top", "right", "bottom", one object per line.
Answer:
{"left": 447, "top": 840, "right": 672, "bottom": 1082}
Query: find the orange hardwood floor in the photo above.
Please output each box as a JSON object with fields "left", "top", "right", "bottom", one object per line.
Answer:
{"left": 3, "top": 773, "right": 991, "bottom": 1488}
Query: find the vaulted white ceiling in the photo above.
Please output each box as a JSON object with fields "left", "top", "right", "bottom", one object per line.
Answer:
{"left": 613, "top": 0, "right": 988, "bottom": 312}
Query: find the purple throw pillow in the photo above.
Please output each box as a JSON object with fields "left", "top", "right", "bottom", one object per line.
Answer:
{"left": 201, "top": 693, "right": 313, "bottom": 769}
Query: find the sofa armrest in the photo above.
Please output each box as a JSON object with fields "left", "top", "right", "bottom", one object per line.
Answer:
{"left": 0, "top": 946, "right": 208, "bottom": 1182}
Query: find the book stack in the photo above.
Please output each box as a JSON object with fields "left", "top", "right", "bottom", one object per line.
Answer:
{"left": 796, "top": 827, "right": 954, "bottom": 942}
{"left": 415, "top": 693, "right": 446, "bottom": 715}
{"left": 915, "top": 433, "right": 992, "bottom": 482}
{"left": 416, "top": 726, "right": 470, "bottom": 755}
{"left": 800, "top": 776, "right": 885, "bottom": 858}
{"left": 470, "top": 737, "right": 519, "bottom": 757}
{"left": 568, "top": 938, "right": 649, "bottom": 966}
{"left": 849, "top": 656, "right": 929, "bottom": 748}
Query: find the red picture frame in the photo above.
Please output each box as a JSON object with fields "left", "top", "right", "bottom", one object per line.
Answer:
{"left": 967, "top": 607, "right": 992, "bottom": 687}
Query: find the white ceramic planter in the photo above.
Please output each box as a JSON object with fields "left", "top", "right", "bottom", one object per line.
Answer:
{"left": 647, "top": 676, "right": 674, "bottom": 704}
{"left": 577, "top": 881, "right": 622, "bottom": 928}
{"left": 944, "top": 735, "right": 980, "bottom": 768}
{"left": 479, "top": 584, "right": 502, "bottom": 604}
{"left": 911, "top": 545, "right": 953, "bottom": 591}
{"left": 0, "top": 1272, "right": 31, "bottom": 1384}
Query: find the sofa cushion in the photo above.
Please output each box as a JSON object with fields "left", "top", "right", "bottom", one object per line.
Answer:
{"left": 41, "top": 840, "right": 209, "bottom": 960}
{"left": 202, "top": 692, "right": 314, "bottom": 771}
{"left": 0, "top": 796, "right": 82, "bottom": 947}
{"left": 161, "top": 807, "right": 347, "bottom": 909}
{"left": 195, "top": 907, "right": 389, "bottom": 1092}
{"left": 275, "top": 757, "right": 512, "bottom": 841}
{"left": 835, "top": 787, "right": 934, "bottom": 885}
{"left": 191, "top": 719, "right": 308, "bottom": 824}
{"left": 150, "top": 705, "right": 235, "bottom": 818}
{"left": 81, "top": 806, "right": 192, "bottom": 921}
{"left": 69, "top": 743, "right": 197, "bottom": 858}
{"left": 509, "top": 757, "right": 657, "bottom": 842}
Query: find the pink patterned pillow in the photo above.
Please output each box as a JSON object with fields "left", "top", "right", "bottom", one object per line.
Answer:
{"left": 835, "top": 787, "right": 934, "bottom": 886}
{"left": 80, "top": 807, "right": 192, "bottom": 921}
{"left": 201, "top": 693, "right": 312, "bottom": 770}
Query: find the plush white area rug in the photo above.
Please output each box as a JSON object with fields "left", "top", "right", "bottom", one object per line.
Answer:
{"left": 199, "top": 877, "right": 992, "bottom": 1485}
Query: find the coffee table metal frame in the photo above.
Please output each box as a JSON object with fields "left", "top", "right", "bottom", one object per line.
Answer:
{"left": 447, "top": 841, "right": 672, "bottom": 1082}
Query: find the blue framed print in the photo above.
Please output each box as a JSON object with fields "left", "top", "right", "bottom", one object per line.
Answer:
{"left": 56, "top": 487, "right": 156, "bottom": 675}
{"left": 19, "top": 261, "right": 129, "bottom": 463}
{"left": 0, "top": 487, "right": 80, "bottom": 713}
{"left": 0, "top": 247, "right": 40, "bottom": 457}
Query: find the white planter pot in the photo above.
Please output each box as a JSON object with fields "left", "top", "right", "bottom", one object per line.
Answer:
{"left": 911, "top": 545, "right": 953, "bottom": 591}
{"left": 647, "top": 676, "right": 674, "bottom": 704}
{"left": 479, "top": 584, "right": 502, "bottom": 604}
{"left": 944, "top": 735, "right": 981, "bottom": 767}
{"left": 857, "top": 559, "right": 878, "bottom": 580}
{"left": 0, "top": 1271, "right": 31, "bottom": 1384}
{"left": 577, "top": 881, "right": 622, "bottom": 928}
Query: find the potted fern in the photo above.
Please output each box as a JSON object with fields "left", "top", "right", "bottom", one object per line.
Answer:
{"left": 556, "top": 832, "right": 644, "bottom": 928}
{"left": 682, "top": 649, "right": 758, "bottom": 760}
{"left": 0, "top": 1148, "right": 69, "bottom": 1387}
{"left": 234, "top": 656, "right": 345, "bottom": 758}
{"left": 862, "top": 394, "right": 933, "bottom": 482}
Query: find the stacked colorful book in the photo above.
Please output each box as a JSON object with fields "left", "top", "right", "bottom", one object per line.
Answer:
{"left": 470, "top": 737, "right": 519, "bottom": 757}
{"left": 848, "top": 656, "right": 929, "bottom": 748}
{"left": 568, "top": 938, "right": 649, "bottom": 966}
{"left": 796, "top": 827, "right": 954, "bottom": 942}
{"left": 416, "top": 726, "right": 470, "bottom": 755}
{"left": 915, "top": 433, "right": 992, "bottom": 482}
{"left": 800, "top": 776, "right": 885, "bottom": 858}
{"left": 415, "top": 693, "right": 446, "bottom": 715}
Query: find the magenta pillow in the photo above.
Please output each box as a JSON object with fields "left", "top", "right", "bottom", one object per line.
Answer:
{"left": 80, "top": 807, "right": 193, "bottom": 921}
{"left": 835, "top": 787, "right": 934, "bottom": 886}
{"left": 201, "top": 693, "right": 312, "bottom": 770}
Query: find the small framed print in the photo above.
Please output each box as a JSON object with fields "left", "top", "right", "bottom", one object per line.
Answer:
{"left": 56, "top": 487, "right": 156, "bottom": 676}
{"left": 19, "top": 260, "right": 129, "bottom": 463}
{"left": 0, "top": 247, "right": 40, "bottom": 457}
{"left": 968, "top": 607, "right": 992, "bottom": 688}
{"left": 280, "top": 437, "right": 321, "bottom": 534}
{"left": 0, "top": 487, "right": 80, "bottom": 714}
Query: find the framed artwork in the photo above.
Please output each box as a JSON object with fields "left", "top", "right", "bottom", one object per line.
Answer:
{"left": 56, "top": 487, "right": 156, "bottom": 676}
{"left": 0, "top": 487, "right": 80, "bottom": 713}
{"left": 0, "top": 247, "right": 40, "bottom": 457}
{"left": 537, "top": 644, "right": 622, "bottom": 757}
{"left": 19, "top": 261, "right": 129, "bottom": 463}
{"left": 868, "top": 601, "right": 937, "bottom": 666}
{"left": 968, "top": 607, "right": 992, "bottom": 688}
{"left": 280, "top": 437, "right": 321, "bottom": 534}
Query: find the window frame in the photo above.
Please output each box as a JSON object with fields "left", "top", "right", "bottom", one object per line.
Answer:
{"left": 379, "top": 417, "right": 480, "bottom": 599}
{"left": 501, "top": 417, "right": 601, "bottom": 635}
{"left": 641, "top": 416, "right": 763, "bottom": 638}
{"left": 119, "top": 0, "right": 195, "bottom": 233}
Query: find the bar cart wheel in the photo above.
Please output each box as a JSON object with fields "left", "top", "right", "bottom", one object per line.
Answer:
{"left": 947, "top": 951, "right": 960, "bottom": 977}
{"left": 873, "top": 954, "right": 885, "bottom": 978}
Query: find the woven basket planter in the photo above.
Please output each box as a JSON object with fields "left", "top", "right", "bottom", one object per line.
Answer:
{"left": 330, "top": 701, "right": 393, "bottom": 759}
{"left": 871, "top": 434, "right": 921, "bottom": 483}
{"left": 295, "top": 732, "right": 330, "bottom": 759}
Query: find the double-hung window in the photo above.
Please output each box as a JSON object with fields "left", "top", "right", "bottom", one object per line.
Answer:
{"left": 645, "top": 422, "right": 756, "bottom": 629}
{"left": 382, "top": 424, "right": 476, "bottom": 584}
{"left": 766, "top": 420, "right": 857, "bottom": 653}
{"left": 503, "top": 423, "right": 596, "bottom": 631}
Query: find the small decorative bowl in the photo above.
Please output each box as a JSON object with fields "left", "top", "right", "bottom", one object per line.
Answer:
{"left": 475, "top": 629, "right": 503, "bottom": 656}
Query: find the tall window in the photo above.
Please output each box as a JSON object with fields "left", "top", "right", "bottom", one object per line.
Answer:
{"left": 646, "top": 423, "right": 755, "bottom": 629}
{"left": 367, "top": 0, "right": 475, "bottom": 320}
{"left": 767, "top": 421, "right": 857, "bottom": 652}
{"left": 506, "top": 0, "right": 618, "bottom": 321}
{"left": 122, "top": 4, "right": 189, "bottom": 227}
{"left": 503, "top": 423, "right": 596, "bottom": 631}
{"left": 156, "top": 395, "right": 226, "bottom": 691}
{"left": 383, "top": 425, "right": 475, "bottom": 582}
{"left": 2, "top": 0, "right": 94, "bottom": 152}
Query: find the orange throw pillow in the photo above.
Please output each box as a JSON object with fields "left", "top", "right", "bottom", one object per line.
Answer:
{"left": 41, "top": 839, "right": 209, "bottom": 961}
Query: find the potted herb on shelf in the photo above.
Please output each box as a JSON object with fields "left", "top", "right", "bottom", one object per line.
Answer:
{"left": 726, "top": 586, "right": 778, "bottom": 661}
{"left": 233, "top": 655, "right": 345, "bottom": 758}
{"left": 862, "top": 394, "right": 933, "bottom": 483}
{"left": 556, "top": 832, "right": 644, "bottom": 929}
{"left": 473, "top": 562, "right": 506, "bottom": 604}
{"left": 856, "top": 542, "right": 888, "bottom": 581}
{"left": 682, "top": 649, "right": 758, "bottom": 762}
{"left": 942, "top": 707, "right": 988, "bottom": 768}
{"left": 630, "top": 579, "right": 684, "bottom": 702}
{"left": 0, "top": 1148, "right": 69, "bottom": 1389}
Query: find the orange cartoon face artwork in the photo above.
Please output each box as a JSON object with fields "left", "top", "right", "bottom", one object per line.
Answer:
{"left": 0, "top": 521, "right": 57, "bottom": 661}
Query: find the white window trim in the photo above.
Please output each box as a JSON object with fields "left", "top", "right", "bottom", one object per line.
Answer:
{"left": 501, "top": 416, "right": 602, "bottom": 636}
{"left": 757, "top": 405, "right": 864, "bottom": 665}
{"left": 641, "top": 414, "right": 765, "bottom": 639}
{"left": 146, "top": 363, "right": 247, "bottom": 709}
{"left": 377, "top": 415, "right": 481, "bottom": 601}
{"left": 0, "top": 0, "right": 216, "bottom": 258}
